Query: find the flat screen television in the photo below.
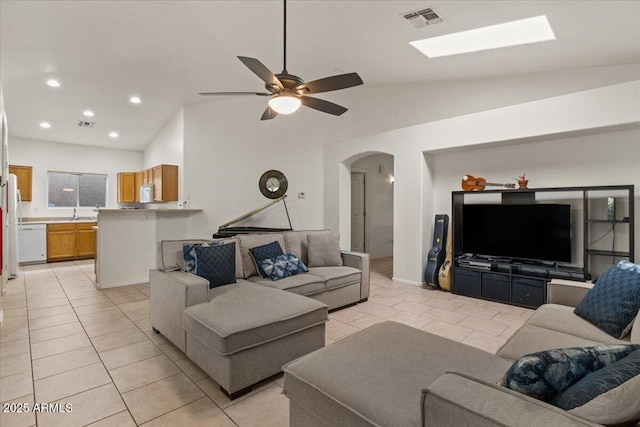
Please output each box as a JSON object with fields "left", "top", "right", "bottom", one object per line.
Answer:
{"left": 462, "top": 204, "right": 571, "bottom": 263}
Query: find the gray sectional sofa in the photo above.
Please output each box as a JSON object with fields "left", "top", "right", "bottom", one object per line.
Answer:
{"left": 282, "top": 279, "right": 640, "bottom": 426}
{"left": 149, "top": 230, "right": 370, "bottom": 397}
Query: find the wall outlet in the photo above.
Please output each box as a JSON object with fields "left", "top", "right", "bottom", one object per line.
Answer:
{"left": 298, "top": 192, "right": 306, "bottom": 199}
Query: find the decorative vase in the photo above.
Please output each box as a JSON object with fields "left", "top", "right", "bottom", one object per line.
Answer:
{"left": 518, "top": 179, "right": 529, "bottom": 189}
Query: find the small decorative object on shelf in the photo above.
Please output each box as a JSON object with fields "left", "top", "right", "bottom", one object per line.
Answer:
{"left": 517, "top": 173, "right": 528, "bottom": 189}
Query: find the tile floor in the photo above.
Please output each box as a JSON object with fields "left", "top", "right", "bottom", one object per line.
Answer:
{"left": 0, "top": 257, "right": 532, "bottom": 426}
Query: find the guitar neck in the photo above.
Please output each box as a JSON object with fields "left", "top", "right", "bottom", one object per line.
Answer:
{"left": 484, "top": 182, "right": 509, "bottom": 188}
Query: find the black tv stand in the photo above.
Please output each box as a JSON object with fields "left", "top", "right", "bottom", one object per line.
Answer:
{"left": 451, "top": 185, "right": 634, "bottom": 308}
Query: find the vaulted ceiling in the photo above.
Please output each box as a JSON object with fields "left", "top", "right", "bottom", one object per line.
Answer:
{"left": 2, "top": 0, "right": 639, "bottom": 150}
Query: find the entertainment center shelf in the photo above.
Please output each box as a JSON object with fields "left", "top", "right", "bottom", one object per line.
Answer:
{"left": 451, "top": 185, "right": 634, "bottom": 308}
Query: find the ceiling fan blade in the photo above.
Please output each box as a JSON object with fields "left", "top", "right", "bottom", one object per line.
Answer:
{"left": 238, "top": 56, "right": 284, "bottom": 90}
{"left": 296, "top": 73, "right": 363, "bottom": 94}
{"left": 261, "top": 106, "right": 278, "bottom": 121}
{"left": 300, "top": 96, "right": 348, "bottom": 116}
{"left": 199, "top": 92, "right": 271, "bottom": 96}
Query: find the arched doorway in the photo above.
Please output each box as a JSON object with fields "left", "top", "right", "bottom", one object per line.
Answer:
{"left": 350, "top": 153, "right": 394, "bottom": 278}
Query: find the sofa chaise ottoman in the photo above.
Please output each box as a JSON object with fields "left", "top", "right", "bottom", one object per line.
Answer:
{"left": 183, "top": 281, "right": 327, "bottom": 397}
{"left": 283, "top": 278, "right": 640, "bottom": 426}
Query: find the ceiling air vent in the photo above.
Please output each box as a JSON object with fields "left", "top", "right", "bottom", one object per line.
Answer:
{"left": 401, "top": 7, "right": 444, "bottom": 29}
{"left": 78, "top": 121, "right": 96, "bottom": 128}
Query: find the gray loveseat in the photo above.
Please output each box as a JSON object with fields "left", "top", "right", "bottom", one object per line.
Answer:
{"left": 282, "top": 279, "right": 640, "bottom": 426}
{"left": 150, "top": 230, "right": 370, "bottom": 396}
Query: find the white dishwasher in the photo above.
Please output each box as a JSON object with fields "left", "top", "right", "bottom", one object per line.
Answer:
{"left": 18, "top": 224, "right": 47, "bottom": 264}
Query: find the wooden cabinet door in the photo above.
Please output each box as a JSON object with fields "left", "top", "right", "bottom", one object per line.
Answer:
{"left": 161, "top": 165, "right": 179, "bottom": 202}
{"left": 47, "top": 224, "right": 77, "bottom": 261}
{"left": 76, "top": 223, "right": 96, "bottom": 258}
{"left": 117, "top": 172, "right": 135, "bottom": 203}
{"left": 134, "top": 172, "right": 143, "bottom": 202}
{"left": 143, "top": 169, "right": 151, "bottom": 185}
{"left": 152, "top": 166, "right": 163, "bottom": 202}
{"left": 9, "top": 165, "right": 33, "bottom": 201}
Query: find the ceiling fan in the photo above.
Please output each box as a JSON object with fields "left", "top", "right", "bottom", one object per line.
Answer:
{"left": 199, "top": 0, "right": 363, "bottom": 120}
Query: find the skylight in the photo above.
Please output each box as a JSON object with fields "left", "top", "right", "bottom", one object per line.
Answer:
{"left": 410, "top": 15, "right": 555, "bottom": 58}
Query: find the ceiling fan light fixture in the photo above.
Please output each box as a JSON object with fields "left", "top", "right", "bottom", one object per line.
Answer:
{"left": 268, "top": 95, "right": 301, "bottom": 115}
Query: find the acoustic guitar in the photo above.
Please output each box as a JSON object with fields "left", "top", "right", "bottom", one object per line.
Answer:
{"left": 438, "top": 225, "right": 453, "bottom": 291}
{"left": 461, "top": 174, "right": 516, "bottom": 192}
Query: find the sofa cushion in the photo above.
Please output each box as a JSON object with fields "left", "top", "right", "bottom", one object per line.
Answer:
{"left": 248, "top": 241, "right": 284, "bottom": 278}
{"left": 307, "top": 233, "right": 343, "bottom": 267}
{"left": 553, "top": 349, "right": 640, "bottom": 425}
{"left": 247, "top": 273, "right": 324, "bottom": 296}
{"left": 258, "top": 253, "right": 309, "bottom": 281}
{"left": 283, "top": 230, "right": 329, "bottom": 265}
{"left": 283, "top": 321, "right": 511, "bottom": 427}
{"left": 238, "top": 233, "right": 286, "bottom": 278}
{"left": 194, "top": 244, "right": 236, "bottom": 288}
{"left": 574, "top": 265, "right": 640, "bottom": 338}
{"left": 528, "top": 304, "right": 630, "bottom": 345}
{"left": 500, "top": 344, "right": 639, "bottom": 401}
{"left": 497, "top": 324, "right": 626, "bottom": 361}
{"left": 307, "top": 266, "right": 361, "bottom": 290}
{"left": 183, "top": 281, "right": 327, "bottom": 355}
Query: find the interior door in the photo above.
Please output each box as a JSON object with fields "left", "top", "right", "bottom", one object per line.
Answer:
{"left": 351, "top": 173, "right": 365, "bottom": 252}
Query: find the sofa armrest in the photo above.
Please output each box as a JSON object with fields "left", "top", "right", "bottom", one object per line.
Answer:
{"left": 422, "top": 373, "right": 597, "bottom": 427}
{"left": 341, "top": 251, "right": 370, "bottom": 300}
{"left": 149, "top": 269, "right": 209, "bottom": 351}
{"left": 547, "top": 279, "right": 593, "bottom": 307}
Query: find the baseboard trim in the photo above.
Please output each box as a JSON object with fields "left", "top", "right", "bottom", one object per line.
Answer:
{"left": 391, "top": 277, "right": 424, "bottom": 287}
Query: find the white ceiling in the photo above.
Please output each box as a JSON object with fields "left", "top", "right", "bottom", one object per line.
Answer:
{"left": 2, "top": 1, "right": 639, "bottom": 151}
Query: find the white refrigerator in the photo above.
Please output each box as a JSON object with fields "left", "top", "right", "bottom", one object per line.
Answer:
{"left": 6, "top": 174, "right": 20, "bottom": 278}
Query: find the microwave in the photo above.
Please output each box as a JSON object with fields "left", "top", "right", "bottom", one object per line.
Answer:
{"left": 140, "top": 184, "right": 153, "bottom": 203}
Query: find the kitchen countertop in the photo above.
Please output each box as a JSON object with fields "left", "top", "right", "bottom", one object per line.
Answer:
{"left": 23, "top": 218, "right": 98, "bottom": 224}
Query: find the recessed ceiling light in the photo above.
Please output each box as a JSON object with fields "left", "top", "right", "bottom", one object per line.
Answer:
{"left": 409, "top": 15, "right": 555, "bottom": 58}
{"left": 109, "top": 132, "right": 119, "bottom": 138}
{"left": 83, "top": 110, "right": 95, "bottom": 117}
{"left": 129, "top": 96, "right": 141, "bottom": 104}
{"left": 40, "top": 122, "right": 51, "bottom": 128}
{"left": 46, "top": 79, "right": 60, "bottom": 87}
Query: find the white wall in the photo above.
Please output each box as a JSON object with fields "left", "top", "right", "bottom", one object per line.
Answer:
{"left": 325, "top": 80, "right": 640, "bottom": 284}
{"left": 351, "top": 154, "right": 394, "bottom": 259}
{"left": 183, "top": 97, "right": 351, "bottom": 238}
{"left": 9, "top": 137, "right": 142, "bottom": 218}
{"left": 143, "top": 108, "right": 184, "bottom": 208}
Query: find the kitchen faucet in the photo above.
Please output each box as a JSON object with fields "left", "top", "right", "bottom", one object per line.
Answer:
{"left": 72, "top": 207, "right": 79, "bottom": 221}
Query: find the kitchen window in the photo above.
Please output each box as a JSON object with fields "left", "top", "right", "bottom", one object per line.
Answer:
{"left": 47, "top": 171, "right": 107, "bottom": 208}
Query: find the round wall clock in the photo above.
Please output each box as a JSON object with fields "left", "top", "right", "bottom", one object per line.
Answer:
{"left": 259, "top": 170, "right": 288, "bottom": 199}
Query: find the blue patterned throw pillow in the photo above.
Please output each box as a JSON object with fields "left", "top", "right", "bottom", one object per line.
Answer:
{"left": 574, "top": 265, "right": 640, "bottom": 338}
{"left": 194, "top": 243, "right": 236, "bottom": 288}
{"left": 258, "top": 253, "right": 309, "bottom": 281}
{"left": 501, "top": 345, "right": 640, "bottom": 402}
{"left": 249, "top": 241, "right": 284, "bottom": 278}
{"left": 182, "top": 241, "right": 222, "bottom": 273}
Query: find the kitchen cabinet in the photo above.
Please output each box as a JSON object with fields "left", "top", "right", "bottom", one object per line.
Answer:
{"left": 47, "top": 222, "right": 97, "bottom": 262}
{"left": 117, "top": 164, "right": 178, "bottom": 204}
{"left": 152, "top": 164, "right": 179, "bottom": 202}
{"left": 9, "top": 164, "right": 32, "bottom": 201}
{"left": 134, "top": 172, "right": 143, "bottom": 202}
{"left": 117, "top": 172, "right": 136, "bottom": 203}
